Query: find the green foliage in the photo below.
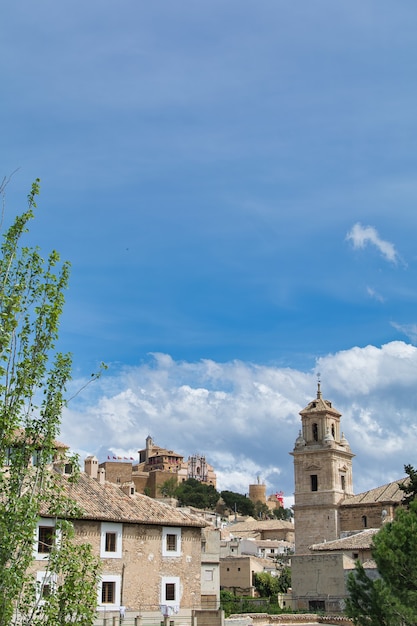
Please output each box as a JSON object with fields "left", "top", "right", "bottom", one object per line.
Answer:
{"left": 346, "top": 562, "right": 398, "bottom": 626}
{"left": 20, "top": 521, "right": 100, "bottom": 626}
{"left": 255, "top": 500, "right": 270, "bottom": 519}
{"left": 346, "top": 499, "right": 417, "bottom": 626}
{"left": 220, "top": 589, "right": 290, "bottom": 617}
{"left": 253, "top": 571, "right": 288, "bottom": 597}
{"left": 160, "top": 476, "right": 178, "bottom": 498}
{"left": 398, "top": 463, "right": 417, "bottom": 508}
{"left": 0, "top": 179, "right": 100, "bottom": 625}
{"left": 253, "top": 572, "right": 278, "bottom": 597}
{"left": 220, "top": 490, "right": 255, "bottom": 517}
{"left": 220, "top": 591, "right": 267, "bottom": 617}
{"left": 276, "top": 566, "right": 291, "bottom": 593}
{"left": 272, "top": 507, "right": 293, "bottom": 520}
{"left": 220, "top": 589, "right": 236, "bottom": 617}
{"left": 175, "top": 478, "right": 220, "bottom": 509}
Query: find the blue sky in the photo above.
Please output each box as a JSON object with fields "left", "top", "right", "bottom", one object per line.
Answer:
{"left": 2, "top": 1, "right": 417, "bottom": 505}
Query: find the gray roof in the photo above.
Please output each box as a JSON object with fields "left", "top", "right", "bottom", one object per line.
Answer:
{"left": 310, "top": 528, "right": 379, "bottom": 552}
{"left": 226, "top": 519, "right": 294, "bottom": 533}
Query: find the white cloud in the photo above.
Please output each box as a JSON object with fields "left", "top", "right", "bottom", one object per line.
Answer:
{"left": 63, "top": 343, "right": 417, "bottom": 502}
{"left": 346, "top": 222, "right": 399, "bottom": 264}
{"left": 391, "top": 321, "right": 417, "bottom": 344}
{"left": 366, "top": 286, "right": 385, "bottom": 302}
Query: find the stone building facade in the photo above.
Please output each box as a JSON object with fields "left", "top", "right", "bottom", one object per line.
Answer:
{"left": 291, "top": 382, "right": 355, "bottom": 554}
{"left": 31, "top": 462, "right": 222, "bottom": 626}
{"left": 290, "top": 383, "right": 406, "bottom": 613}
{"left": 220, "top": 555, "right": 274, "bottom": 597}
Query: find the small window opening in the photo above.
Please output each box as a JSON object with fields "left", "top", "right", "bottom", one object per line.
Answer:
{"left": 105, "top": 532, "right": 117, "bottom": 552}
{"left": 166, "top": 534, "right": 177, "bottom": 551}
{"left": 102, "top": 581, "right": 115, "bottom": 604}
{"left": 38, "top": 526, "right": 54, "bottom": 553}
{"left": 311, "top": 474, "right": 318, "bottom": 491}
{"left": 166, "top": 583, "right": 175, "bottom": 601}
{"left": 312, "top": 423, "right": 318, "bottom": 441}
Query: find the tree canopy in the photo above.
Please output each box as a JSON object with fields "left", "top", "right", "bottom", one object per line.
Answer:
{"left": 0, "top": 179, "right": 100, "bottom": 625}
{"left": 346, "top": 464, "right": 417, "bottom": 626}
{"left": 175, "top": 478, "right": 220, "bottom": 509}
{"left": 220, "top": 490, "right": 255, "bottom": 517}
{"left": 253, "top": 569, "right": 291, "bottom": 597}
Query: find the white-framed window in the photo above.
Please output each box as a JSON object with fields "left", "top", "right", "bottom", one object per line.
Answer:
{"left": 36, "top": 570, "right": 56, "bottom": 604}
{"left": 162, "top": 527, "right": 181, "bottom": 557}
{"left": 33, "top": 518, "right": 59, "bottom": 560}
{"left": 100, "top": 522, "right": 122, "bottom": 558}
{"left": 98, "top": 574, "right": 121, "bottom": 611}
{"left": 160, "top": 576, "right": 180, "bottom": 608}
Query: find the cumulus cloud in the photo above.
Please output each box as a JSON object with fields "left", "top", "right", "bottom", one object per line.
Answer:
{"left": 346, "top": 222, "right": 399, "bottom": 264}
{"left": 63, "top": 342, "right": 417, "bottom": 502}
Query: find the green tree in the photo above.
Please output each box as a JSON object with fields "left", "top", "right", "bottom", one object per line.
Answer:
{"left": 276, "top": 566, "right": 291, "bottom": 593}
{"left": 346, "top": 498, "right": 417, "bottom": 626}
{"left": 272, "top": 507, "right": 293, "bottom": 521}
{"left": 398, "top": 463, "right": 417, "bottom": 508}
{"left": 0, "top": 179, "right": 100, "bottom": 625}
{"left": 253, "top": 572, "right": 280, "bottom": 597}
{"left": 220, "top": 490, "right": 256, "bottom": 517}
{"left": 175, "top": 478, "right": 220, "bottom": 509}
{"left": 255, "top": 500, "right": 270, "bottom": 519}
{"left": 160, "top": 476, "right": 178, "bottom": 498}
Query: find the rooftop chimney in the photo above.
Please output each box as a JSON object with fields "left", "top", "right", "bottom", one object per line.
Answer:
{"left": 84, "top": 456, "right": 98, "bottom": 479}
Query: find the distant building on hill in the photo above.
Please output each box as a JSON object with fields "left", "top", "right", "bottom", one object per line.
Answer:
{"left": 100, "top": 436, "right": 216, "bottom": 499}
{"left": 248, "top": 477, "right": 285, "bottom": 511}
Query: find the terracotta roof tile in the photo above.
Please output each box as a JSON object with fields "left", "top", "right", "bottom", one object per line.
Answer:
{"left": 341, "top": 478, "right": 407, "bottom": 506}
{"left": 40, "top": 472, "right": 207, "bottom": 527}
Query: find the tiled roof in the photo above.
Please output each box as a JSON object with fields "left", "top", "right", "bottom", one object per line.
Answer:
{"left": 299, "top": 387, "right": 341, "bottom": 418}
{"left": 341, "top": 478, "right": 407, "bottom": 506}
{"left": 310, "top": 528, "right": 379, "bottom": 552}
{"left": 226, "top": 519, "right": 294, "bottom": 533}
{"left": 40, "top": 472, "right": 207, "bottom": 528}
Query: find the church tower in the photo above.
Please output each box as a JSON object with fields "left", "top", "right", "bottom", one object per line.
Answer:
{"left": 291, "top": 382, "right": 354, "bottom": 554}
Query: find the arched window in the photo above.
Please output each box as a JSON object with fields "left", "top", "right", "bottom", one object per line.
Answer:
{"left": 362, "top": 515, "right": 367, "bottom": 528}
{"left": 331, "top": 423, "right": 335, "bottom": 438}
{"left": 312, "top": 423, "right": 318, "bottom": 441}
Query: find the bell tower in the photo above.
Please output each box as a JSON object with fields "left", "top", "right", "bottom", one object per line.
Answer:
{"left": 291, "top": 382, "right": 354, "bottom": 553}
